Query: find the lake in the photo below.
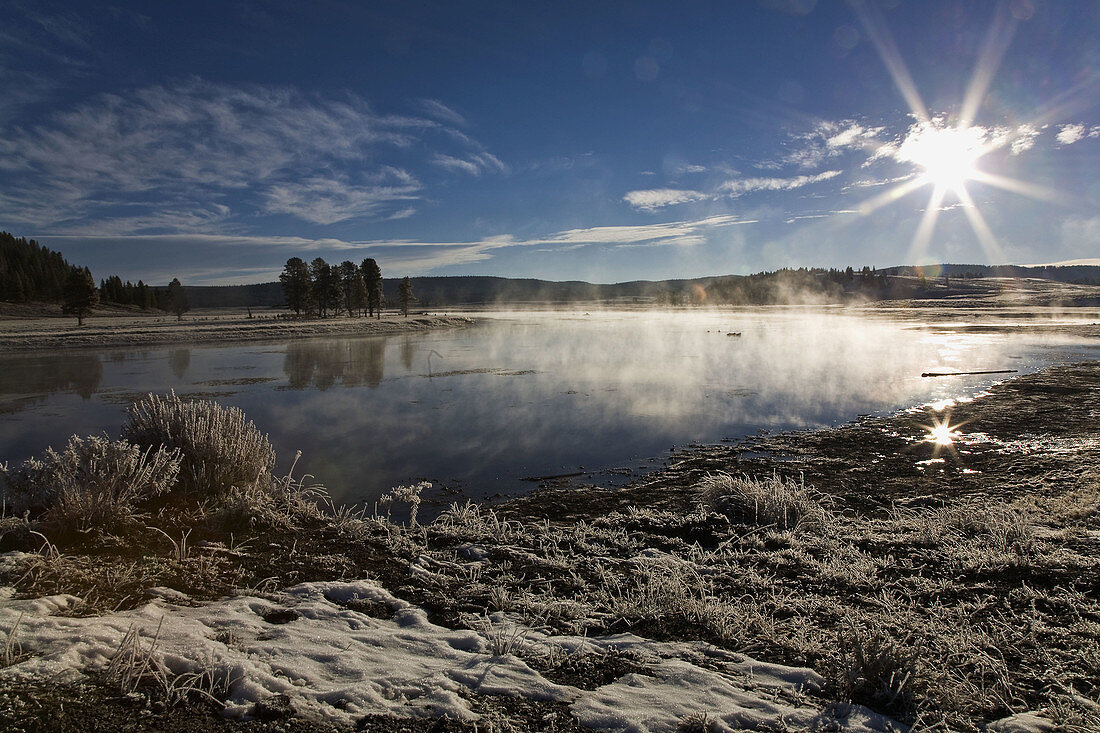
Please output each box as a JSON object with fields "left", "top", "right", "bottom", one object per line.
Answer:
{"left": 2, "top": 307, "right": 1097, "bottom": 511}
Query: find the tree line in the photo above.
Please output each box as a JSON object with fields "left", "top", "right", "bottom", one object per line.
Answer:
{"left": 0, "top": 231, "right": 74, "bottom": 302}
{"left": 280, "top": 257, "right": 415, "bottom": 317}
{"left": 703, "top": 266, "right": 907, "bottom": 305}
{"left": 1, "top": 231, "right": 190, "bottom": 324}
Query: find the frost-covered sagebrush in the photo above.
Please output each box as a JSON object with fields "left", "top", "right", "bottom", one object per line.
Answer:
{"left": 123, "top": 391, "right": 275, "bottom": 496}
{"left": 0, "top": 435, "right": 180, "bottom": 534}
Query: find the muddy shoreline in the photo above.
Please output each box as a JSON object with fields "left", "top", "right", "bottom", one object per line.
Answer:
{"left": 512, "top": 360, "right": 1100, "bottom": 521}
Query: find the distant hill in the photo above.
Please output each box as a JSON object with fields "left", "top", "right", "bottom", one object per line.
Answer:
{"left": 180, "top": 263, "right": 1100, "bottom": 310}
{"left": 183, "top": 275, "right": 728, "bottom": 309}
{"left": 882, "top": 263, "right": 1100, "bottom": 285}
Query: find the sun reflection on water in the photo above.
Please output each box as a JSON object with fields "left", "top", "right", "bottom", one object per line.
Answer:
{"left": 926, "top": 418, "right": 961, "bottom": 446}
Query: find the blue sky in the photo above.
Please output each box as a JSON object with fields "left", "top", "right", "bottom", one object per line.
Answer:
{"left": 1, "top": 0, "right": 1098, "bottom": 285}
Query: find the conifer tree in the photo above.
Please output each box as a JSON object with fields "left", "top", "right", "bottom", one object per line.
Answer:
{"left": 279, "top": 257, "right": 311, "bottom": 315}
{"left": 309, "top": 258, "right": 342, "bottom": 318}
{"left": 62, "top": 267, "right": 98, "bottom": 325}
{"left": 338, "top": 261, "right": 358, "bottom": 316}
{"left": 361, "top": 258, "right": 383, "bottom": 318}
{"left": 398, "top": 276, "right": 414, "bottom": 317}
{"left": 167, "top": 278, "right": 189, "bottom": 321}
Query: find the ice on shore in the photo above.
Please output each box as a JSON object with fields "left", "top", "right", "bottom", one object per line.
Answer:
{"left": 2, "top": 576, "right": 906, "bottom": 731}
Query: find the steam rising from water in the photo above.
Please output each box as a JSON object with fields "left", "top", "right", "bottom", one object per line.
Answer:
{"left": 0, "top": 308, "right": 1096, "bottom": 505}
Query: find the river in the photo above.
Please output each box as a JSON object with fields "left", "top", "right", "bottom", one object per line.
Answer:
{"left": 1, "top": 307, "right": 1097, "bottom": 511}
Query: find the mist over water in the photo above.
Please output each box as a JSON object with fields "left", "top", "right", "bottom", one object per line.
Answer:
{"left": 1, "top": 308, "right": 1097, "bottom": 508}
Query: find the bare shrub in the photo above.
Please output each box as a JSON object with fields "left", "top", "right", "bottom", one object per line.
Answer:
{"left": 0, "top": 436, "right": 180, "bottom": 535}
{"left": 122, "top": 391, "right": 275, "bottom": 497}
{"left": 698, "top": 472, "right": 828, "bottom": 532}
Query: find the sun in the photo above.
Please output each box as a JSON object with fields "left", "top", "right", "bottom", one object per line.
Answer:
{"left": 846, "top": 3, "right": 1068, "bottom": 266}
{"left": 896, "top": 122, "right": 987, "bottom": 196}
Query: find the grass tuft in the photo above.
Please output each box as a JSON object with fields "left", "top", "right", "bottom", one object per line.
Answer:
{"left": 2, "top": 613, "right": 25, "bottom": 668}
{"left": 697, "top": 472, "right": 828, "bottom": 532}
{"left": 105, "top": 619, "right": 164, "bottom": 695}
{"left": 828, "top": 626, "right": 924, "bottom": 719}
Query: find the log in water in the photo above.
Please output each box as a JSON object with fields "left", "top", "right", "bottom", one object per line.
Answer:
{"left": 921, "top": 369, "right": 1018, "bottom": 377}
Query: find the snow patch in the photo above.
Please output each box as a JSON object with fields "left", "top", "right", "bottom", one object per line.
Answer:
{"left": 1, "top": 578, "right": 903, "bottom": 729}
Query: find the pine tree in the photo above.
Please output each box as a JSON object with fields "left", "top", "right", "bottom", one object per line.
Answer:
{"left": 349, "top": 271, "right": 368, "bottom": 316}
{"left": 0, "top": 231, "right": 75, "bottom": 303}
{"left": 309, "top": 258, "right": 342, "bottom": 318}
{"left": 398, "top": 276, "right": 414, "bottom": 317}
{"left": 62, "top": 267, "right": 98, "bottom": 325}
{"left": 338, "top": 261, "right": 358, "bottom": 317}
{"left": 361, "top": 258, "right": 383, "bottom": 319}
{"left": 167, "top": 278, "right": 189, "bottom": 321}
{"left": 279, "top": 257, "right": 311, "bottom": 316}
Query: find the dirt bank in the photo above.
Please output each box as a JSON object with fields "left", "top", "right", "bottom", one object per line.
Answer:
{"left": 0, "top": 311, "right": 474, "bottom": 352}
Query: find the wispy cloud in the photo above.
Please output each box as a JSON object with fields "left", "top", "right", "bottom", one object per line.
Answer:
{"left": 841, "top": 174, "right": 916, "bottom": 191}
{"left": 622, "top": 188, "right": 709, "bottom": 211}
{"left": 43, "top": 215, "right": 755, "bottom": 283}
{"left": 262, "top": 170, "right": 421, "bottom": 225}
{"left": 781, "top": 119, "right": 885, "bottom": 168}
{"left": 1006, "top": 124, "right": 1041, "bottom": 155}
{"left": 784, "top": 209, "right": 858, "bottom": 224}
{"left": 825, "top": 123, "right": 884, "bottom": 151}
{"left": 623, "top": 170, "right": 843, "bottom": 211}
{"left": 0, "top": 79, "right": 503, "bottom": 230}
{"left": 431, "top": 152, "right": 507, "bottom": 176}
{"left": 418, "top": 98, "right": 467, "bottom": 126}
{"left": 719, "top": 170, "right": 842, "bottom": 196}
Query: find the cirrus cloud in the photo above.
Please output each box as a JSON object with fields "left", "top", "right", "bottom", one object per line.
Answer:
{"left": 0, "top": 78, "right": 505, "bottom": 231}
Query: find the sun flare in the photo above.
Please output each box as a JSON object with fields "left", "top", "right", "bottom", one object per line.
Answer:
{"left": 897, "top": 123, "right": 987, "bottom": 195}
{"left": 847, "top": 3, "right": 1069, "bottom": 267}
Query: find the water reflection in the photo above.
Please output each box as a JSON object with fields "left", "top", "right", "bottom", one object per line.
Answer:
{"left": 169, "top": 349, "right": 191, "bottom": 380}
{"left": 283, "top": 338, "right": 388, "bottom": 390}
{"left": 0, "top": 353, "right": 103, "bottom": 408}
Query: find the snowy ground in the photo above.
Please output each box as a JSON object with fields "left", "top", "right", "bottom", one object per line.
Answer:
{"left": 1, "top": 574, "right": 905, "bottom": 732}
